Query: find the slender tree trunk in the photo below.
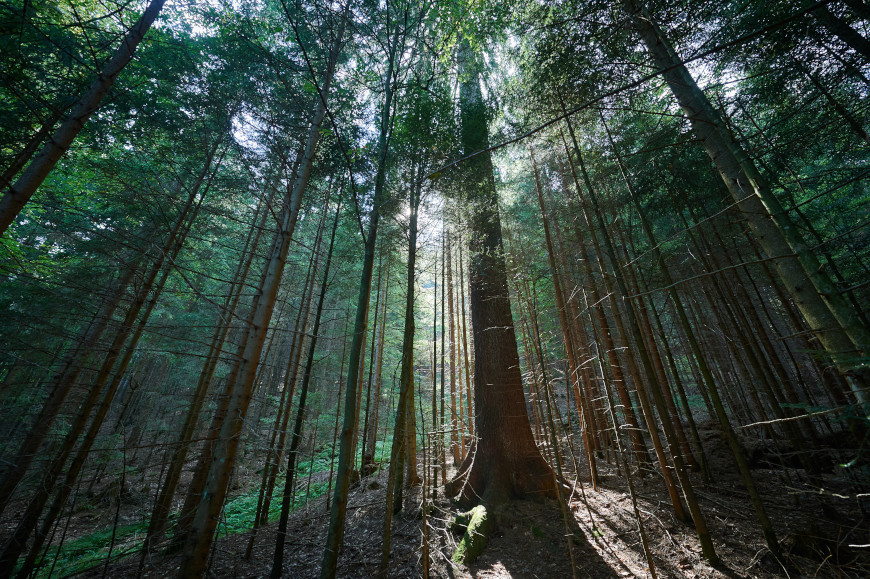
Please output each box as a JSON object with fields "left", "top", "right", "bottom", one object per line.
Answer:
{"left": 326, "top": 318, "right": 349, "bottom": 511}
{"left": 0, "top": 0, "right": 167, "bottom": 237}
{"left": 176, "top": 16, "right": 346, "bottom": 575}
{"left": 379, "top": 159, "right": 422, "bottom": 573}
{"left": 440, "top": 235, "right": 447, "bottom": 483}
{"left": 431, "top": 246, "right": 440, "bottom": 489}
{"left": 361, "top": 254, "right": 384, "bottom": 472}
{"left": 458, "top": 238, "right": 474, "bottom": 446}
{"left": 452, "top": 246, "right": 466, "bottom": 460}
{"left": 623, "top": 0, "right": 870, "bottom": 402}
{"left": 350, "top": 306, "right": 369, "bottom": 474}
{"left": 320, "top": 12, "right": 403, "bottom": 575}
{"left": 446, "top": 232, "right": 461, "bottom": 465}
{"left": 404, "top": 169, "right": 424, "bottom": 489}
{"left": 368, "top": 263, "right": 390, "bottom": 469}
{"left": 271, "top": 195, "right": 342, "bottom": 577}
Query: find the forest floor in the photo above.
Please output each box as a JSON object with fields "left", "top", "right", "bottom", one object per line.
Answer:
{"left": 71, "top": 423, "right": 869, "bottom": 578}
{"left": 9, "top": 424, "right": 870, "bottom": 578}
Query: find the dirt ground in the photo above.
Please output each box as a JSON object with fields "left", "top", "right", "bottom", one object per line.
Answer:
{"left": 88, "top": 427, "right": 870, "bottom": 579}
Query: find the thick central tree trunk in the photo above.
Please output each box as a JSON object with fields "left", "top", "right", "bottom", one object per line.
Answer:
{"left": 445, "top": 42, "right": 556, "bottom": 506}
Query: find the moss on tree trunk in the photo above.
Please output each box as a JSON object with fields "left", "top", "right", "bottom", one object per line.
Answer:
{"left": 452, "top": 505, "right": 490, "bottom": 565}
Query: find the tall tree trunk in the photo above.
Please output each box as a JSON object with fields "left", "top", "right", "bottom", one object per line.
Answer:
{"left": 404, "top": 180, "right": 422, "bottom": 486}
{"left": 360, "top": 253, "right": 384, "bottom": 472}
{"left": 379, "top": 159, "right": 422, "bottom": 573}
{"left": 623, "top": 0, "right": 870, "bottom": 402}
{"left": 439, "top": 237, "right": 447, "bottom": 484}
{"left": 431, "top": 245, "right": 440, "bottom": 488}
{"left": 452, "top": 244, "right": 466, "bottom": 460}
{"left": 444, "top": 41, "right": 556, "bottom": 506}
{"left": 446, "top": 232, "right": 461, "bottom": 465}
{"left": 176, "top": 14, "right": 346, "bottom": 575}
{"left": 458, "top": 238, "right": 474, "bottom": 446}
{"left": 367, "top": 261, "right": 390, "bottom": 470}
{"left": 271, "top": 195, "right": 342, "bottom": 577}
{"left": 0, "top": 0, "right": 167, "bottom": 237}
{"left": 326, "top": 318, "right": 349, "bottom": 511}
{"left": 320, "top": 10, "right": 403, "bottom": 576}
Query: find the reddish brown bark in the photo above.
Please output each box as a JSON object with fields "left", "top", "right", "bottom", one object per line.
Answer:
{"left": 445, "top": 42, "right": 556, "bottom": 506}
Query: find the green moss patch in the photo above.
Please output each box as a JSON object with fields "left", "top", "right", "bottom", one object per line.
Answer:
{"left": 451, "top": 505, "right": 490, "bottom": 565}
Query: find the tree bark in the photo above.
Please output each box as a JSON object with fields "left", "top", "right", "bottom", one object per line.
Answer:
{"left": 0, "top": 0, "right": 167, "bottom": 237}
{"left": 623, "top": 0, "right": 870, "bottom": 402}
{"left": 271, "top": 195, "right": 342, "bottom": 577}
{"left": 177, "top": 14, "right": 346, "bottom": 574}
{"left": 444, "top": 41, "right": 556, "bottom": 506}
